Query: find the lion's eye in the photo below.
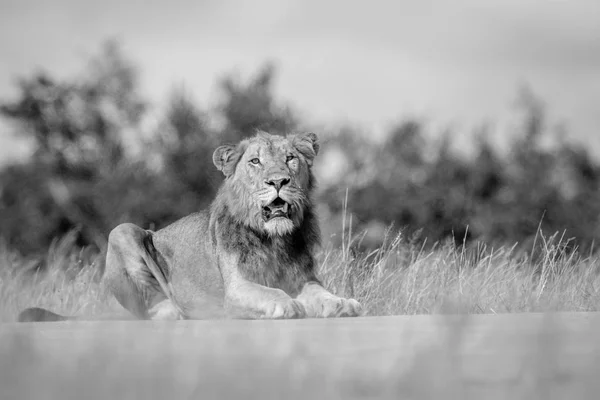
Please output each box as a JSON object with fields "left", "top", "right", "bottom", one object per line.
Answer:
{"left": 286, "top": 155, "right": 295, "bottom": 162}
{"left": 250, "top": 158, "right": 260, "bottom": 165}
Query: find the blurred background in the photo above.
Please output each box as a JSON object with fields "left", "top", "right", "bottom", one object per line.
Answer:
{"left": 1, "top": 0, "right": 599, "bottom": 258}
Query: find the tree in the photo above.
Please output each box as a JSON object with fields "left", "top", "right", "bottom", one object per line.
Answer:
{"left": 0, "top": 40, "right": 148, "bottom": 253}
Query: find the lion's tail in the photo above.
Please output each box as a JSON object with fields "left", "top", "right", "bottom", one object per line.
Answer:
{"left": 17, "top": 307, "right": 74, "bottom": 322}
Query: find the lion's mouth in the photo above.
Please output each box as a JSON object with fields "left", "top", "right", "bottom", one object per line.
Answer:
{"left": 262, "top": 197, "right": 291, "bottom": 221}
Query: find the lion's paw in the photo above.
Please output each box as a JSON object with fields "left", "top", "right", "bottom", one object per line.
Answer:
{"left": 263, "top": 299, "right": 306, "bottom": 319}
{"left": 319, "top": 296, "right": 363, "bottom": 318}
{"left": 148, "top": 300, "right": 185, "bottom": 321}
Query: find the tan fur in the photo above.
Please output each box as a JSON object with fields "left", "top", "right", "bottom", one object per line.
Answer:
{"left": 18, "top": 131, "right": 362, "bottom": 321}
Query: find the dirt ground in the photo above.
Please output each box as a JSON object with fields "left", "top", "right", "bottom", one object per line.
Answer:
{"left": 2, "top": 313, "right": 600, "bottom": 399}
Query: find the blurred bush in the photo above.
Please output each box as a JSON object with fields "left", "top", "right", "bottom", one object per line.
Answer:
{"left": 321, "top": 91, "right": 600, "bottom": 252}
{"left": 1, "top": 41, "right": 599, "bottom": 258}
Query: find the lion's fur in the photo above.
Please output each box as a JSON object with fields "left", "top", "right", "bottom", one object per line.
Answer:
{"left": 18, "top": 131, "right": 362, "bottom": 322}
{"left": 210, "top": 204, "right": 320, "bottom": 297}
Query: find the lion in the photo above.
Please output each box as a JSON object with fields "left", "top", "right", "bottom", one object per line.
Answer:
{"left": 18, "top": 131, "right": 362, "bottom": 322}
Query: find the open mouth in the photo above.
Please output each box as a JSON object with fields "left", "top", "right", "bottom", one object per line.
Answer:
{"left": 262, "top": 197, "right": 291, "bottom": 221}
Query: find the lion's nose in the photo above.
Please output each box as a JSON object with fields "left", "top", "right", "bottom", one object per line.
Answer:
{"left": 265, "top": 176, "right": 290, "bottom": 191}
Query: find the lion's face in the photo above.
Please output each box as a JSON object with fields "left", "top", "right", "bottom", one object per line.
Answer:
{"left": 213, "top": 131, "right": 319, "bottom": 236}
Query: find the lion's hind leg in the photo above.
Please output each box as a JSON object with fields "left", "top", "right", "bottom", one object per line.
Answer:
{"left": 104, "top": 223, "right": 182, "bottom": 321}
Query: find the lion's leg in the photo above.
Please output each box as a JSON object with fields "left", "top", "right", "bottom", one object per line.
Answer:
{"left": 104, "top": 223, "right": 181, "bottom": 320}
{"left": 296, "top": 282, "right": 363, "bottom": 318}
{"left": 224, "top": 279, "right": 307, "bottom": 319}
{"left": 218, "top": 253, "right": 306, "bottom": 319}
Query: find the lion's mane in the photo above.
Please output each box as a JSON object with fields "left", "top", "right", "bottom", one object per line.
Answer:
{"left": 208, "top": 132, "right": 321, "bottom": 295}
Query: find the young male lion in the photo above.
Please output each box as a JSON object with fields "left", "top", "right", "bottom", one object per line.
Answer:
{"left": 19, "top": 131, "right": 362, "bottom": 321}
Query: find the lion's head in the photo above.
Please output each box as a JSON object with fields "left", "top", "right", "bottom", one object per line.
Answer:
{"left": 212, "top": 131, "right": 319, "bottom": 236}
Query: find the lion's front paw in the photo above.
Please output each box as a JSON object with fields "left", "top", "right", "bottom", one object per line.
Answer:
{"left": 263, "top": 299, "right": 306, "bottom": 319}
{"left": 319, "top": 296, "right": 363, "bottom": 318}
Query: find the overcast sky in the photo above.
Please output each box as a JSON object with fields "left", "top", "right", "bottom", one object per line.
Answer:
{"left": 1, "top": 0, "right": 599, "bottom": 162}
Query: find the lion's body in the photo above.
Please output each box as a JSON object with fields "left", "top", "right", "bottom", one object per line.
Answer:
{"left": 153, "top": 211, "right": 225, "bottom": 316}
{"left": 19, "top": 131, "right": 362, "bottom": 322}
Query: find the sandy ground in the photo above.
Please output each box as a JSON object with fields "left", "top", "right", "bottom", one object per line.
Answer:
{"left": 1, "top": 313, "right": 600, "bottom": 399}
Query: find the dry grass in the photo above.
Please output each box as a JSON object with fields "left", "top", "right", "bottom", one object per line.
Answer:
{"left": 0, "top": 231, "right": 114, "bottom": 322}
{"left": 322, "top": 228, "right": 600, "bottom": 316}
{"left": 1, "top": 225, "right": 600, "bottom": 322}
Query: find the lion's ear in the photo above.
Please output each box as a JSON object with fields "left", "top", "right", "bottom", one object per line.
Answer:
{"left": 213, "top": 144, "right": 242, "bottom": 177}
{"left": 291, "top": 132, "right": 319, "bottom": 165}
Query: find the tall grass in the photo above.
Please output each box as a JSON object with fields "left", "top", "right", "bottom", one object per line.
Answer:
{"left": 1, "top": 223, "right": 599, "bottom": 322}
{"left": 322, "top": 228, "right": 600, "bottom": 316}
{"left": 0, "top": 231, "right": 114, "bottom": 322}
